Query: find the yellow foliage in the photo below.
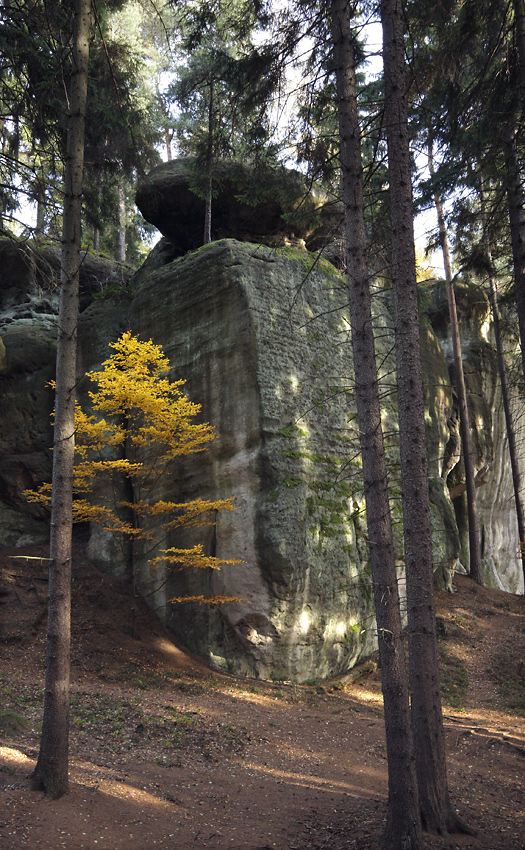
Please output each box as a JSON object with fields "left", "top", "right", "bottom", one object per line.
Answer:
{"left": 25, "top": 332, "right": 241, "bottom": 603}
{"left": 150, "top": 543, "right": 239, "bottom": 571}
{"left": 167, "top": 594, "right": 242, "bottom": 605}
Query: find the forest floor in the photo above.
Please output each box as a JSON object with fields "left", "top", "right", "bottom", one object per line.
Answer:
{"left": 0, "top": 541, "right": 524, "bottom": 850}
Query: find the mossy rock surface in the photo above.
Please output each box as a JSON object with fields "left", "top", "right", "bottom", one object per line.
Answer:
{"left": 0, "top": 709, "right": 31, "bottom": 734}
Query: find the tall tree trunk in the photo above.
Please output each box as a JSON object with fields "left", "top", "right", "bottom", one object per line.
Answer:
{"left": 165, "top": 129, "right": 173, "bottom": 161}
{"left": 380, "top": 0, "right": 473, "bottom": 835}
{"left": 504, "top": 124, "right": 525, "bottom": 386}
{"left": 35, "top": 181, "right": 46, "bottom": 236}
{"left": 93, "top": 163, "right": 105, "bottom": 252}
{"left": 331, "top": 3, "right": 421, "bottom": 847}
{"left": 203, "top": 78, "right": 214, "bottom": 245}
{"left": 479, "top": 178, "right": 525, "bottom": 592}
{"left": 514, "top": 0, "right": 525, "bottom": 93}
{"left": 30, "top": 0, "right": 90, "bottom": 800}
{"left": 428, "top": 145, "right": 482, "bottom": 584}
{"left": 117, "top": 174, "right": 126, "bottom": 263}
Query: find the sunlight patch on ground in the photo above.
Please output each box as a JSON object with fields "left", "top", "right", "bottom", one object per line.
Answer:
{"left": 216, "top": 688, "right": 288, "bottom": 708}
{"left": 69, "top": 760, "right": 176, "bottom": 809}
{"left": 346, "top": 686, "right": 384, "bottom": 707}
{"left": 99, "top": 779, "right": 174, "bottom": 808}
{"left": 0, "top": 745, "right": 34, "bottom": 768}
{"left": 447, "top": 705, "right": 525, "bottom": 733}
{"left": 241, "top": 760, "right": 385, "bottom": 797}
{"left": 151, "top": 635, "right": 199, "bottom": 668}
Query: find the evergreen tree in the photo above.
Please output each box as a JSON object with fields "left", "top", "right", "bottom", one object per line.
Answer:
{"left": 0, "top": 1, "right": 163, "bottom": 255}
{"left": 381, "top": 0, "right": 473, "bottom": 834}
{"left": 30, "top": 0, "right": 91, "bottom": 801}
{"left": 408, "top": 0, "right": 525, "bottom": 594}
{"left": 331, "top": 2, "right": 421, "bottom": 847}
{"left": 82, "top": 1, "right": 163, "bottom": 257}
{"left": 168, "top": 0, "right": 281, "bottom": 242}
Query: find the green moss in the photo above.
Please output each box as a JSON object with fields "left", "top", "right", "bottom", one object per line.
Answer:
{"left": 278, "top": 423, "right": 308, "bottom": 437}
{"left": 93, "top": 279, "right": 135, "bottom": 302}
{"left": 279, "top": 448, "right": 306, "bottom": 460}
{"left": 264, "top": 490, "right": 280, "bottom": 504}
{"left": 487, "top": 648, "right": 525, "bottom": 715}
{"left": 0, "top": 709, "right": 31, "bottom": 734}
{"left": 282, "top": 475, "right": 303, "bottom": 489}
{"left": 439, "top": 647, "right": 468, "bottom": 710}
{"left": 275, "top": 245, "right": 344, "bottom": 280}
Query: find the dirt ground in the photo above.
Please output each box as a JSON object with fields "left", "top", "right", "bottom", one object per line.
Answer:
{"left": 0, "top": 542, "right": 524, "bottom": 850}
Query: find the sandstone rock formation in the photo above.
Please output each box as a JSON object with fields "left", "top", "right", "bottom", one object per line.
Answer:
{"left": 423, "top": 279, "right": 524, "bottom": 594}
{"left": 78, "top": 238, "right": 524, "bottom": 680}
{"left": 0, "top": 238, "right": 130, "bottom": 546}
{"left": 80, "top": 240, "right": 386, "bottom": 680}
{"left": 135, "top": 158, "right": 342, "bottom": 258}
{"left": 1, "top": 179, "right": 524, "bottom": 680}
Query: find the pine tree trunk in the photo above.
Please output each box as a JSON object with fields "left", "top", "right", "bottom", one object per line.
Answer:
{"left": 35, "top": 184, "right": 46, "bottom": 236}
{"left": 165, "top": 129, "right": 173, "bottom": 161}
{"left": 30, "top": 0, "right": 90, "bottom": 800}
{"left": 514, "top": 0, "right": 525, "bottom": 93}
{"left": 203, "top": 78, "right": 214, "bottom": 245}
{"left": 480, "top": 178, "right": 525, "bottom": 592}
{"left": 428, "top": 145, "right": 482, "bottom": 584}
{"left": 331, "top": 3, "right": 421, "bottom": 846}
{"left": 118, "top": 175, "right": 126, "bottom": 263}
{"left": 504, "top": 124, "right": 525, "bottom": 386}
{"left": 380, "top": 0, "right": 473, "bottom": 835}
{"left": 92, "top": 165, "right": 103, "bottom": 252}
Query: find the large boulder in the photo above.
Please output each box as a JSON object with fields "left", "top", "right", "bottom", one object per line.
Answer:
{"left": 422, "top": 278, "right": 524, "bottom": 593}
{"left": 0, "top": 327, "right": 55, "bottom": 545}
{"left": 82, "top": 239, "right": 384, "bottom": 680}
{"left": 0, "top": 239, "right": 132, "bottom": 546}
{"left": 135, "top": 158, "right": 341, "bottom": 257}
{"left": 0, "top": 238, "right": 130, "bottom": 333}
{"left": 80, "top": 239, "right": 474, "bottom": 679}
{"left": 2, "top": 199, "right": 524, "bottom": 679}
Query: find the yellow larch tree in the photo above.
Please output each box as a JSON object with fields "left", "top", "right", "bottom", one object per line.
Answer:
{"left": 27, "top": 332, "right": 240, "bottom": 605}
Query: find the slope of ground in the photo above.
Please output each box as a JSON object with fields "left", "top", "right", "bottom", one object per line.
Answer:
{"left": 0, "top": 542, "right": 524, "bottom": 850}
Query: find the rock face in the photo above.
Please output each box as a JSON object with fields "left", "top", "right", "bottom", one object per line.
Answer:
{"left": 0, "top": 327, "right": 56, "bottom": 545}
{"left": 423, "top": 280, "right": 524, "bottom": 594}
{"left": 0, "top": 238, "right": 131, "bottom": 546}
{"left": 82, "top": 240, "right": 388, "bottom": 680}
{"left": 1, "top": 186, "right": 524, "bottom": 680}
{"left": 78, "top": 238, "right": 524, "bottom": 681}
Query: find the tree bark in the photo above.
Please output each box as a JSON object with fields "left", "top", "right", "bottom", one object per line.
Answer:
{"left": 514, "top": 0, "right": 525, "bottom": 94}
{"left": 30, "top": 0, "right": 90, "bottom": 800}
{"left": 504, "top": 124, "right": 525, "bottom": 387}
{"left": 331, "top": 3, "right": 421, "bottom": 847}
{"left": 35, "top": 181, "right": 46, "bottom": 236}
{"left": 117, "top": 173, "right": 126, "bottom": 263}
{"left": 428, "top": 144, "right": 482, "bottom": 584}
{"left": 380, "top": 0, "right": 473, "bottom": 835}
{"left": 203, "top": 77, "right": 214, "bottom": 245}
{"left": 479, "top": 177, "right": 525, "bottom": 592}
